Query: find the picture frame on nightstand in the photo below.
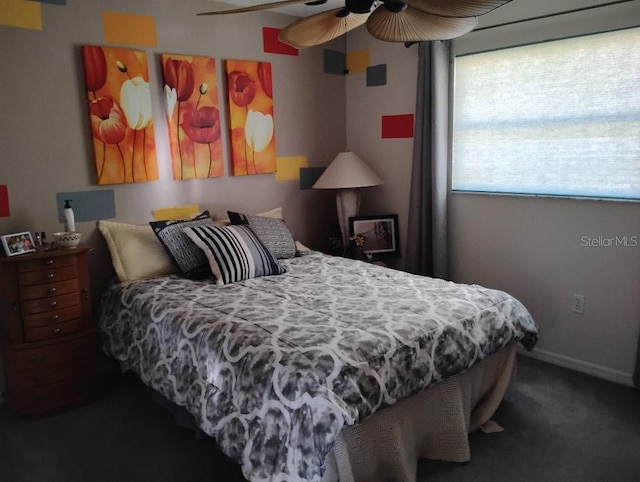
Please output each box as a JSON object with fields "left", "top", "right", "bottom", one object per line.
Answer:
{"left": 348, "top": 214, "right": 400, "bottom": 261}
{"left": 1, "top": 231, "right": 36, "bottom": 257}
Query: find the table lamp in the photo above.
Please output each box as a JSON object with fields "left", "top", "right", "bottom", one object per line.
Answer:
{"left": 313, "top": 151, "right": 383, "bottom": 252}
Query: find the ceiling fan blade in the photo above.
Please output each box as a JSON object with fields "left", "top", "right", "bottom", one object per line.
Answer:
{"left": 406, "top": 0, "right": 512, "bottom": 18}
{"left": 198, "top": 0, "right": 310, "bottom": 16}
{"left": 278, "top": 8, "right": 370, "bottom": 48}
{"left": 366, "top": 5, "right": 477, "bottom": 43}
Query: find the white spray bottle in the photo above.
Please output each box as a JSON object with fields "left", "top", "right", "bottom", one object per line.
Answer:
{"left": 63, "top": 199, "right": 76, "bottom": 232}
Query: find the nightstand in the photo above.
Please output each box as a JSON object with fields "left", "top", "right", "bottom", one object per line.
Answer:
{"left": 0, "top": 245, "right": 97, "bottom": 417}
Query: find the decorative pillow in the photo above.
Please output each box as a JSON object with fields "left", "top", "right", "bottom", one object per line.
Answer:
{"left": 98, "top": 221, "right": 177, "bottom": 283}
{"left": 295, "top": 240, "right": 311, "bottom": 253}
{"left": 256, "top": 207, "right": 283, "bottom": 220}
{"left": 228, "top": 210, "right": 296, "bottom": 259}
{"left": 213, "top": 206, "right": 284, "bottom": 228}
{"left": 184, "top": 224, "right": 286, "bottom": 286}
{"left": 149, "top": 212, "right": 215, "bottom": 279}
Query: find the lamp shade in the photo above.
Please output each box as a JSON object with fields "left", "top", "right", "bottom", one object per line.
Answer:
{"left": 312, "top": 152, "right": 383, "bottom": 190}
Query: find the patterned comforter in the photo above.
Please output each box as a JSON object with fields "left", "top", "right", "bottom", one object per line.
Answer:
{"left": 97, "top": 252, "right": 538, "bottom": 482}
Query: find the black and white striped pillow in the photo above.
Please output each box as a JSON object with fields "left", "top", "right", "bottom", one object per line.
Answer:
{"left": 183, "top": 225, "right": 286, "bottom": 286}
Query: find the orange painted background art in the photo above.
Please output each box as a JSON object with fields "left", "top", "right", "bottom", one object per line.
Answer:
{"left": 224, "top": 60, "right": 276, "bottom": 176}
{"left": 161, "top": 54, "right": 223, "bottom": 180}
{"left": 81, "top": 46, "right": 158, "bottom": 185}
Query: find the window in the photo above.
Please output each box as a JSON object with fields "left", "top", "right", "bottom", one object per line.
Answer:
{"left": 452, "top": 27, "right": 640, "bottom": 200}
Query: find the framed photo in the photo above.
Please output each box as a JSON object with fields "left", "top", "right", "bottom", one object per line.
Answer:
{"left": 348, "top": 214, "right": 400, "bottom": 261}
{"left": 1, "top": 231, "right": 36, "bottom": 257}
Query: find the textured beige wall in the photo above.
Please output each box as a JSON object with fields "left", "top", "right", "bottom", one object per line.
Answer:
{"left": 345, "top": 0, "right": 640, "bottom": 382}
{"left": 345, "top": 32, "right": 417, "bottom": 271}
{"left": 449, "top": 195, "right": 640, "bottom": 380}
{"left": 0, "top": 0, "right": 346, "bottom": 396}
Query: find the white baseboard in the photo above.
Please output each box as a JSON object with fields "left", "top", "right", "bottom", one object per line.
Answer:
{"left": 517, "top": 347, "right": 635, "bottom": 388}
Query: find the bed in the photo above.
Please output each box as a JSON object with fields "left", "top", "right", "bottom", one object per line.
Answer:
{"left": 96, "top": 211, "right": 538, "bottom": 482}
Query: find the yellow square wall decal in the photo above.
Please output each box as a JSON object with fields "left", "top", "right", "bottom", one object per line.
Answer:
{"left": 0, "top": 0, "right": 42, "bottom": 30}
{"left": 347, "top": 49, "right": 370, "bottom": 74}
{"left": 276, "top": 156, "right": 308, "bottom": 181}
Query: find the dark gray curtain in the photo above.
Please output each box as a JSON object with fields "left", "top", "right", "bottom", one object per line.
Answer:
{"left": 405, "top": 41, "right": 450, "bottom": 279}
{"left": 634, "top": 333, "right": 640, "bottom": 388}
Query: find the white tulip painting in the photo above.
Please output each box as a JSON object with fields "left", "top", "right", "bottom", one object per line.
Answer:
{"left": 224, "top": 59, "right": 277, "bottom": 176}
{"left": 81, "top": 46, "right": 158, "bottom": 184}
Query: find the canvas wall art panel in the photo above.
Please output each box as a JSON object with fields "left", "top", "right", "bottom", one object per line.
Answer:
{"left": 224, "top": 60, "right": 276, "bottom": 176}
{"left": 161, "top": 54, "right": 223, "bottom": 180}
{"left": 81, "top": 45, "right": 158, "bottom": 185}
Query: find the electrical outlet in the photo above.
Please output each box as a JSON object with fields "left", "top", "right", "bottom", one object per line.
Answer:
{"left": 572, "top": 294, "right": 585, "bottom": 314}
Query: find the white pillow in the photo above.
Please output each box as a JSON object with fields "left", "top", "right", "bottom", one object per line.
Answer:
{"left": 98, "top": 221, "right": 176, "bottom": 283}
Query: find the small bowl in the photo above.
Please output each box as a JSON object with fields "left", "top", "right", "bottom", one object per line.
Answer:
{"left": 53, "top": 231, "right": 82, "bottom": 249}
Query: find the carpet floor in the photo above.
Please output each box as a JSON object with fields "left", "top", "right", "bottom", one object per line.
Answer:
{"left": 0, "top": 355, "right": 638, "bottom": 482}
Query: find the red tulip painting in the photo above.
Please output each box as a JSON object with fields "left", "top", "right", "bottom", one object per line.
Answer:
{"left": 161, "top": 54, "right": 223, "bottom": 180}
{"left": 224, "top": 60, "right": 276, "bottom": 176}
{"left": 81, "top": 46, "right": 158, "bottom": 185}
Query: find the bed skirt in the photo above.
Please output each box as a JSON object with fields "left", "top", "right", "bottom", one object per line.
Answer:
{"left": 321, "top": 344, "right": 517, "bottom": 482}
{"left": 147, "top": 344, "right": 516, "bottom": 482}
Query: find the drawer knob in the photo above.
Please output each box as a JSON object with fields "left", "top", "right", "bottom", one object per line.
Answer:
{"left": 49, "top": 301, "right": 57, "bottom": 307}
{"left": 48, "top": 287, "right": 57, "bottom": 294}
{"left": 45, "top": 259, "right": 54, "bottom": 265}
{"left": 47, "top": 273, "right": 55, "bottom": 279}
{"left": 51, "top": 314, "right": 59, "bottom": 321}
{"left": 53, "top": 328, "right": 61, "bottom": 335}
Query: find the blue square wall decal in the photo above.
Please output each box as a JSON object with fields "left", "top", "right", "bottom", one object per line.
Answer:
{"left": 56, "top": 190, "right": 116, "bottom": 224}
{"left": 324, "top": 50, "right": 346, "bottom": 75}
{"left": 367, "top": 64, "right": 387, "bottom": 87}
{"left": 299, "top": 167, "right": 326, "bottom": 189}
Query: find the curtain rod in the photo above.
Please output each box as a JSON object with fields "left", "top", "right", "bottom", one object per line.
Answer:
{"left": 474, "top": 0, "right": 636, "bottom": 32}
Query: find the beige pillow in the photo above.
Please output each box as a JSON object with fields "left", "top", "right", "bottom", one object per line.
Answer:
{"left": 98, "top": 220, "right": 176, "bottom": 283}
{"left": 214, "top": 206, "right": 284, "bottom": 226}
{"left": 257, "top": 207, "right": 283, "bottom": 219}
{"left": 295, "top": 240, "right": 311, "bottom": 252}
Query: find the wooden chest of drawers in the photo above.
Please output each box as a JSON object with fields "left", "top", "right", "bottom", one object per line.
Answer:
{"left": 0, "top": 245, "right": 97, "bottom": 416}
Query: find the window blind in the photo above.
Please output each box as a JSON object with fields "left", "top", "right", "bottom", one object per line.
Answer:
{"left": 452, "top": 27, "right": 640, "bottom": 200}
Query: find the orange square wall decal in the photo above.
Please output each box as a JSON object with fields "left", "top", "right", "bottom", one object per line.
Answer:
{"left": 102, "top": 11, "right": 157, "bottom": 47}
{"left": 224, "top": 60, "right": 276, "bottom": 176}
{"left": 81, "top": 46, "right": 158, "bottom": 184}
{"left": 161, "top": 54, "right": 223, "bottom": 180}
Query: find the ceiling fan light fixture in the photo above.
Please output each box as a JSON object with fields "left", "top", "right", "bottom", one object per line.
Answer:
{"left": 345, "top": 0, "right": 377, "bottom": 14}
{"left": 384, "top": 1, "right": 408, "bottom": 14}
{"left": 200, "top": 0, "right": 512, "bottom": 47}
{"left": 366, "top": 5, "right": 477, "bottom": 43}
{"left": 197, "top": 0, "right": 310, "bottom": 16}
{"left": 278, "top": 8, "right": 371, "bottom": 48}
{"left": 406, "top": 0, "right": 512, "bottom": 18}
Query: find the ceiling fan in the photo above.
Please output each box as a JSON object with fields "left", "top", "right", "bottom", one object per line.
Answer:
{"left": 197, "top": 1, "right": 512, "bottom": 48}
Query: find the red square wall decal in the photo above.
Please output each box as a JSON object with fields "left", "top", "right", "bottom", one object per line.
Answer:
{"left": 263, "top": 27, "right": 298, "bottom": 56}
{"left": 381, "top": 114, "right": 414, "bottom": 139}
{"left": 0, "top": 185, "right": 9, "bottom": 217}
